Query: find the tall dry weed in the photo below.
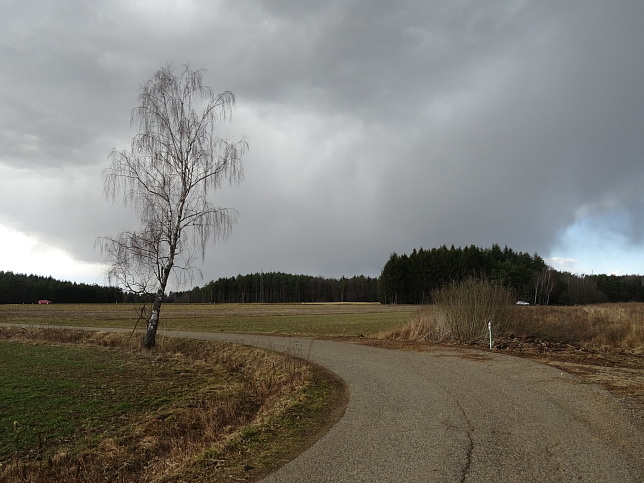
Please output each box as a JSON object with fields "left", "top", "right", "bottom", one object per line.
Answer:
{"left": 493, "top": 303, "right": 643, "bottom": 352}
{"left": 386, "top": 302, "right": 644, "bottom": 353}
{"left": 386, "top": 305, "right": 450, "bottom": 341}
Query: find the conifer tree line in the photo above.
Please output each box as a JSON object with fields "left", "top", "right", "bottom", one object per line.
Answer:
{"left": 171, "top": 273, "right": 378, "bottom": 304}
{"left": 378, "top": 244, "right": 545, "bottom": 304}
{"left": 4, "top": 245, "right": 644, "bottom": 305}
{"left": 377, "top": 244, "right": 644, "bottom": 305}
{"left": 0, "top": 271, "right": 125, "bottom": 304}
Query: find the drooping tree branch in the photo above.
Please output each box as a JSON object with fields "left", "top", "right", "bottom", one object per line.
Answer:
{"left": 99, "top": 64, "right": 247, "bottom": 348}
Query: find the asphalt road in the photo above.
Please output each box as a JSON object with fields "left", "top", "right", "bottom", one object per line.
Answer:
{"left": 173, "top": 331, "right": 643, "bottom": 482}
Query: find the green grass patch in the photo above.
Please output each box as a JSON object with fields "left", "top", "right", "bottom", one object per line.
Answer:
{"left": 0, "top": 340, "right": 226, "bottom": 463}
{"left": 0, "top": 327, "right": 347, "bottom": 482}
{"left": 1, "top": 342, "right": 112, "bottom": 457}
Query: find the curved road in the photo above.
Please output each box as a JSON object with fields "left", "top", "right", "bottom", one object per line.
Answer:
{"left": 170, "top": 331, "right": 643, "bottom": 482}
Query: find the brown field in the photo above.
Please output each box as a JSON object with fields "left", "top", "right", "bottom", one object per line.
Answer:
{"left": 0, "top": 302, "right": 413, "bottom": 336}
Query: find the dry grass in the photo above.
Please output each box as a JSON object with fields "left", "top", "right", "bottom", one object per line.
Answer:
{"left": 0, "top": 327, "right": 341, "bottom": 482}
{"left": 386, "top": 305, "right": 442, "bottom": 341}
{"left": 507, "top": 303, "right": 644, "bottom": 353}
{"left": 386, "top": 303, "right": 644, "bottom": 354}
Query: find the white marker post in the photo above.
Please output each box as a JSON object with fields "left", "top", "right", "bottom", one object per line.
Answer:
{"left": 488, "top": 321, "right": 493, "bottom": 350}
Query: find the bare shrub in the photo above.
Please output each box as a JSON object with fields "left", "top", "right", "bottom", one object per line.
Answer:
{"left": 432, "top": 278, "right": 515, "bottom": 343}
{"left": 383, "top": 278, "right": 515, "bottom": 343}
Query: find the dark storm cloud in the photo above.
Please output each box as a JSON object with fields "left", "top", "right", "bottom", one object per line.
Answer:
{"left": 1, "top": 0, "right": 643, "bottom": 284}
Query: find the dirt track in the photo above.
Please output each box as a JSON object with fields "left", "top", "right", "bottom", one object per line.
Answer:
{"left": 175, "top": 331, "right": 643, "bottom": 482}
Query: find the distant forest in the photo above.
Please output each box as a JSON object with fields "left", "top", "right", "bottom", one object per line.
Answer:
{"left": 174, "top": 244, "right": 644, "bottom": 305}
{"left": 170, "top": 273, "right": 379, "bottom": 304}
{"left": 377, "top": 244, "right": 644, "bottom": 305}
{"left": 0, "top": 271, "right": 125, "bottom": 304}
{"left": 3, "top": 244, "right": 644, "bottom": 305}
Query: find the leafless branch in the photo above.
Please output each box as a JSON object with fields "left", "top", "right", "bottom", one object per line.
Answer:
{"left": 98, "top": 63, "right": 247, "bottom": 348}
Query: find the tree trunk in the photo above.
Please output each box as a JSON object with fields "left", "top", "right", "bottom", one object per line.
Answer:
{"left": 143, "top": 289, "right": 164, "bottom": 348}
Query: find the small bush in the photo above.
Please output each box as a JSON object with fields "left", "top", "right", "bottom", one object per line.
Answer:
{"left": 389, "top": 278, "right": 515, "bottom": 343}
{"left": 432, "top": 277, "right": 514, "bottom": 342}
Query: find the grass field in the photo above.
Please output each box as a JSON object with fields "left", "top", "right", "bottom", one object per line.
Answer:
{"left": 0, "top": 302, "right": 413, "bottom": 336}
{"left": 0, "top": 326, "right": 344, "bottom": 482}
{"left": 1, "top": 338, "right": 226, "bottom": 458}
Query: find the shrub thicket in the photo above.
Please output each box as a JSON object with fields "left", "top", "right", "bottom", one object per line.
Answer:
{"left": 432, "top": 278, "right": 515, "bottom": 342}
{"left": 388, "top": 278, "right": 514, "bottom": 343}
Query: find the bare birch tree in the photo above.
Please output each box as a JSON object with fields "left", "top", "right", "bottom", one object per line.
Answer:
{"left": 100, "top": 64, "right": 247, "bottom": 348}
{"left": 533, "top": 266, "right": 555, "bottom": 305}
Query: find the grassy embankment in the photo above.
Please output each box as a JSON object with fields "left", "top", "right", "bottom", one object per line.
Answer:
{"left": 0, "top": 325, "right": 344, "bottom": 482}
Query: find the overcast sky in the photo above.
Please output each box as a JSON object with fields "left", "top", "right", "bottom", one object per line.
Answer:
{"left": 1, "top": 0, "right": 644, "bottom": 290}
